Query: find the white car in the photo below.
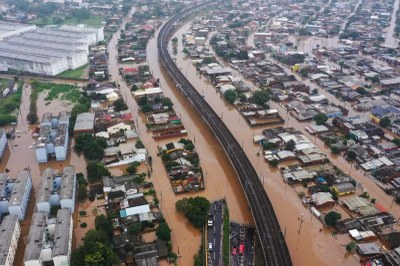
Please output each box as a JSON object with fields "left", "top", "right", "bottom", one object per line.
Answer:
{"left": 208, "top": 243, "right": 213, "bottom": 251}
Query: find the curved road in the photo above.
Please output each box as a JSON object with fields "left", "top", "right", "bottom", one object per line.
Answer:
{"left": 157, "top": 3, "right": 292, "bottom": 266}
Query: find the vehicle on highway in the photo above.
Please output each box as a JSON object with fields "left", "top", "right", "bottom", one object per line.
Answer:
{"left": 208, "top": 215, "right": 213, "bottom": 227}
{"left": 208, "top": 243, "right": 213, "bottom": 252}
{"left": 232, "top": 246, "right": 237, "bottom": 256}
{"left": 239, "top": 243, "right": 244, "bottom": 256}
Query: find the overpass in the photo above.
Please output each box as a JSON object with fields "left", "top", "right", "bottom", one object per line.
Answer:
{"left": 157, "top": 3, "right": 292, "bottom": 265}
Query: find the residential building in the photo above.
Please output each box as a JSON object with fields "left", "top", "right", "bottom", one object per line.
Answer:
{"left": 23, "top": 212, "right": 48, "bottom": 266}
{"left": 34, "top": 112, "right": 70, "bottom": 163}
{"left": 73, "top": 112, "right": 95, "bottom": 135}
{"left": 36, "top": 167, "right": 76, "bottom": 213}
{"left": 0, "top": 215, "right": 20, "bottom": 266}
{"left": 371, "top": 106, "right": 400, "bottom": 123}
{"left": 0, "top": 173, "right": 14, "bottom": 215}
{"left": 59, "top": 166, "right": 76, "bottom": 213}
{"left": 331, "top": 182, "right": 356, "bottom": 196}
{"left": 0, "top": 130, "right": 7, "bottom": 160}
{"left": 52, "top": 209, "right": 73, "bottom": 266}
{"left": 8, "top": 170, "right": 32, "bottom": 220}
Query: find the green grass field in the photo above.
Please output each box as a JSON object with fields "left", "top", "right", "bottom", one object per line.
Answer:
{"left": 0, "top": 78, "right": 23, "bottom": 126}
{"left": 31, "top": 81, "right": 81, "bottom": 105}
{"left": 57, "top": 65, "right": 87, "bottom": 79}
{"left": 28, "top": 16, "right": 103, "bottom": 27}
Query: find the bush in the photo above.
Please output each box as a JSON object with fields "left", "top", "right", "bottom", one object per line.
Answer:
{"left": 80, "top": 222, "right": 87, "bottom": 228}
{"left": 324, "top": 211, "right": 341, "bottom": 226}
{"left": 269, "top": 159, "right": 279, "bottom": 167}
{"left": 156, "top": 222, "right": 171, "bottom": 241}
{"left": 176, "top": 197, "right": 210, "bottom": 228}
{"left": 314, "top": 113, "right": 328, "bottom": 125}
{"left": 346, "top": 241, "right": 357, "bottom": 252}
{"left": 224, "top": 89, "right": 237, "bottom": 104}
{"left": 126, "top": 163, "right": 138, "bottom": 174}
{"left": 330, "top": 146, "right": 341, "bottom": 154}
{"left": 359, "top": 192, "right": 370, "bottom": 199}
{"left": 87, "top": 162, "right": 110, "bottom": 183}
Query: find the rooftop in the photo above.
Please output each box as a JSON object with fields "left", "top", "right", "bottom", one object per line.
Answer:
{"left": 0, "top": 215, "right": 19, "bottom": 265}
{"left": 24, "top": 212, "right": 47, "bottom": 262}
{"left": 74, "top": 112, "right": 95, "bottom": 132}
{"left": 60, "top": 166, "right": 75, "bottom": 200}
{"left": 37, "top": 168, "right": 55, "bottom": 203}
{"left": 52, "top": 209, "right": 72, "bottom": 257}
{"left": 9, "top": 170, "right": 31, "bottom": 207}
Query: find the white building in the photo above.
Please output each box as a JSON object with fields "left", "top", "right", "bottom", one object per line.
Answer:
{"left": 23, "top": 212, "right": 48, "bottom": 266}
{"left": 0, "top": 173, "right": 14, "bottom": 215}
{"left": 7, "top": 170, "right": 32, "bottom": 220}
{"left": 0, "top": 24, "right": 104, "bottom": 76}
{"left": 36, "top": 166, "right": 76, "bottom": 213}
{"left": 0, "top": 22, "right": 37, "bottom": 41}
{"left": 0, "top": 130, "right": 7, "bottom": 160}
{"left": 52, "top": 209, "right": 73, "bottom": 266}
{"left": 59, "top": 166, "right": 76, "bottom": 213}
{"left": 0, "top": 215, "right": 20, "bottom": 266}
{"left": 35, "top": 112, "right": 70, "bottom": 163}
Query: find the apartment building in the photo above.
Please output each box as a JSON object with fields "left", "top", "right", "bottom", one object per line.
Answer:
{"left": 7, "top": 170, "right": 32, "bottom": 220}
{"left": 52, "top": 209, "right": 73, "bottom": 266}
{"left": 0, "top": 215, "right": 20, "bottom": 266}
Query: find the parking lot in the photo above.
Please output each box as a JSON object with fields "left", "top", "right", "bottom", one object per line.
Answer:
{"left": 206, "top": 199, "right": 225, "bottom": 266}
{"left": 230, "top": 222, "right": 255, "bottom": 266}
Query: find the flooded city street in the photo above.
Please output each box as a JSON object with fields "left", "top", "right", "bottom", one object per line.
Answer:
{"left": 105, "top": 9, "right": 252, "bottom": 265}
{"left": 160, "top": 17, "right": 400, "bottom": 265}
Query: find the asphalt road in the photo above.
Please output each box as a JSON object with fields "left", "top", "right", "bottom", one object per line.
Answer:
{"left": 207, "top": 200, "right": 224, "bottom": 266}
{"left": 230, "top": 222, "right": 255, "bottom": 266}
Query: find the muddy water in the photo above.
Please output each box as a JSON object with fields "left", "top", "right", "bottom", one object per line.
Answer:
{"left": 165, "top": 19, "right": 400, "bottom": 265}
{"left": 106, "top": 10, "right": 252, "bottom": 265}
{"left": 384, "top": 0, "right": 400, "bottom": 48}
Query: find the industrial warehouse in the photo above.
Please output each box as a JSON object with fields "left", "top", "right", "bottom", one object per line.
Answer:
{"left": 0, "top": 22, "right": 104, "bottom": 76}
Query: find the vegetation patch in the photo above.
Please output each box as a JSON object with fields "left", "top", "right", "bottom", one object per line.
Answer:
{"left": 0, "top": 78, "right": 23, "bottom": 126}
{"left": 56, "top": 65, "right": 87, "bottom": 79}
{"left": 223, "top": 206, "right": 230, "bottom": 266}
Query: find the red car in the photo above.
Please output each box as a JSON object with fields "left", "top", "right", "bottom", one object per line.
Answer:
{"left": 239, "top": 243, "right": 244, "bottom": 256}
{"left": 232, "top": 246, "right": 237, "bottom": 256}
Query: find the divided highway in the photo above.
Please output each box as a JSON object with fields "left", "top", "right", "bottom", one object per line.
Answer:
{"left": 157, "top": 3, "right": 292, "bottom": 265}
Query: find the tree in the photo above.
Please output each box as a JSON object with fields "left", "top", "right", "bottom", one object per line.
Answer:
{"left": 285, "top": 140, "right": 296, "bottom": 151}
{"left": 73, "top": 8, "right": 91, "bottom": 22}
{"left": 126, "top": 163, "right": 138, "bottom": 174}
{"left": 237, "top": 50, "right": 249, "bottom": 60}
{"left": 78, "top": 184, "right": 87, "bottom": 201}
{"left": 312, "top": 88, "right": 318, "bottom": 95}
{"left": 161, "top": 97, "right": 173, "bottom": 108}
{"left": 263, "top": 142, "right": 277, "bottom": 150}
{"left": 113, "top": 98, "right": 128, "bottom": 112}
{"left": 393, "top": 138, "right": 400, "bottom": 147}
{"left": 269, "top": 159, "right": 279, "bottom": 167}
{"left": 86, "top": 162, "right": 110, "bottom": 183}
{"left": 224, "top": 89, "right": 237, "bottom": 104}
{"left": 176, "top": 197, "right": 210, "bottom": 228}
{"left": 356, "top": 87, "right": 368, "bottom": 95}
{"left": 324, "top": 211, "right": 341, "bottom": 226}
{"left": 71, "top": 241, "right": 119, "bottom": 265}
{"left": 330, "top": 146, "right": 341, "bottom": 154}
{"left": 75, "top": 134, "right": 106, "bottom": 161}
{"left": 95, "top": 215, "right": 113, "bottom": 241}
{"left": 128, "top": 222, "right": 143, "bottom": 235}
{"left": 251, "top": 90, "right": 270, "bottom": 107}
{"left": 346, "top": 241, "right": 357, "bottom": 252}
{"left": 313, "top": 113, "right": 328, "bottom": 125}
{"left": 156, "top": 222, "right": 171, "bottom": 241}
{"left": 172, "top": 37, "right": 178, "bottom": 44}
{"left": 379, "top": 117, "right": 391, "bottom": 128}
{"left": 347, "top": 150, "right": 357, "bottom": 160}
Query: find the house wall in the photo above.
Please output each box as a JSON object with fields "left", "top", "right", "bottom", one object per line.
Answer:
{"left": 35, "top": 148, "right": 48, "bottom": 163}
{"left": 0, "top": 200, "right": 8, "bottom": 214}
{"left": 0, "top": 132, "right": 7, "bottom": 158}
{"left": 1, "top": 221, "right": 20, "bottom": 266}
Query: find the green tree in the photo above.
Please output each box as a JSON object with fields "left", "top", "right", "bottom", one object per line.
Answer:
{"left": 347, "top": 150, "right": 357, "bottom": 160}
{"left": 262, "top": 142, "right": 277, "bottom": 150}
{"left": 126, "top": 163, "right": 138, "bottom": 174}
{"left": 379, "top": 117, "right": 391, "bottom": 128}
{"left": 285, "top": 139, "right": 296, "bottom": 151}
{"left": 330, "top": 146, "right": 341, "bottom": 154}
{"left": 356, "top": 87, "right": 368, "bottom": 95}
{"left": 176, "top": 197, "right": 210, "bottom": 228}
{"left": 324, "top": 211, "right": 341, "bottom": 226}
{"left": 393, "top": 138, "right": 400, "bottom": 147}
{"left": 73, "top": 8, "right": 91, "bottom": 22}
{"left": 269, "top": 159, "right": 279, "bottom": 167}
{"left": 95, "top": 215, "right": 113, "bottom": 241}
{"left": 78, "top": 184, "right": 87, "bottom": 201}
{"left": 75, "top": 134, "right": 106, "bottom": 161}
{"left": 251, "top": 90, "right": 270, "bottom": 107}
{"left": 237, "top": 50, "right": 249, "bottom": 60}
{"left": 346, "top": 241, "right": 357, "bottom": 252}
{"left": 113, "top": 98, "right": 128, "bottom": 112}
{"left": 161, "top": 97, "right": 174, "bottom": 107}
{"left": 71, "top": 241, "right": 119, "bottom": 265}
{"left": 86, "top": 162, "right": 110, "bottom": 183}
{"left": 314, "top": 113, "right": 328, "bottom": 125}
{"left": 156, "top": 222, "right": 171, "bottom": 241}
{"left": 224, "top": 89, "right": 237, "bottom": 104}
{"left": 128, "top": 222, "right": 143, "bottom": 235}
{"left": 172, "top": 37, "right": 178, "bottom": 43}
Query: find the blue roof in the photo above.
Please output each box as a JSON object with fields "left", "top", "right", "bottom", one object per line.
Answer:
{"left": 371, "top": 106, "right": 390, "bottom": 117}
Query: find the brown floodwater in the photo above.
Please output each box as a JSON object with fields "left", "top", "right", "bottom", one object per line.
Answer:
{"left": 161, "top": 18, "right": 400, "bottom": 265}
{"left": 106, "top": 9, "right": 253, "bottom": 265}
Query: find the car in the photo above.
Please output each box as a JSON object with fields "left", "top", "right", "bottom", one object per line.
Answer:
{"left": 208, "top": 243, "right": 213, "bottom": 251}
{"left": 207, "top": 215, "right": 213, "bottom": 227}
{"left": 239, "top": 243, "right": 244, "bottom": 256}
{"left": 232, "top": 246, "right": 237, "bottom": 256}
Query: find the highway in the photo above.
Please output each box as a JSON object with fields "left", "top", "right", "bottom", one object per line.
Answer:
{"left": 157, "top": 2, "right": 292, "bottom": 266}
